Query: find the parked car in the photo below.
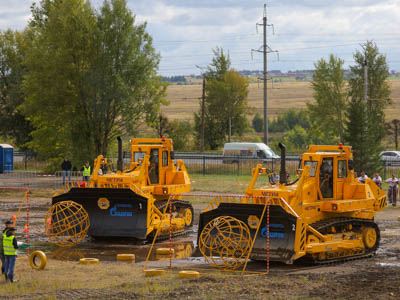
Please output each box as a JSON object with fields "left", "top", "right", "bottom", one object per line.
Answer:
{"left": 380, "top": 151, "right": 400, "bottom": 161}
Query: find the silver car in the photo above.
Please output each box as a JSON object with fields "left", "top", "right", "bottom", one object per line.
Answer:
{"left": 380, "top": 151, "right": 400, "bottom": 161}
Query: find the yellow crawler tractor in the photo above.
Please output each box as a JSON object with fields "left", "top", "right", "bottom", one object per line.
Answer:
{"left": 52, "top": 137, "right": 193, "bottom": 240}
{"left": 198, "top": 143, "right": 386, "bottom": 264}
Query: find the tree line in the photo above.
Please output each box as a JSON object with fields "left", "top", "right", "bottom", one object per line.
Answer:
{"left": 252, "top": 42, "right": 393, "bottom": 175}
{"left": 0, "top": 0, "right": 166, "bottom": 169}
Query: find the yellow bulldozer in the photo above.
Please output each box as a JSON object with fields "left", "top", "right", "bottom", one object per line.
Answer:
{"left": 198, "top": 143, "right": 386, "bottom": 264}
{"left": 52, "top": 137, "right": 193, "bottom": 240}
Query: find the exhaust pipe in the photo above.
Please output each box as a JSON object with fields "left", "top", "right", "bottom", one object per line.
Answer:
{"left": 117, "top": 136, "right": 123, "bottom": 172}
{"left": 279, "top": 142, "right": 286, "bottom": 185}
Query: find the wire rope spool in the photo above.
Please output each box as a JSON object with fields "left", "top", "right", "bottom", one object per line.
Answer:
{"left": 198, "top": 216, "right": 252, "bottom": 270}
{"left": 144, "top": 269, "right": 165, "bottom": 277}
{"left": 79, "top": 258, "right": 99, "bottom": 265}
{"left": 178, "top": 270, "right": 200, "bottom": 279}
{"left": 45, "top": 200, "right": 90, "bottom": 247}
{"left": 117, "top": 254, "right": 135, "bottom": 263}
{"left": 29, "top": 250, "right": 47, "bottom": 270}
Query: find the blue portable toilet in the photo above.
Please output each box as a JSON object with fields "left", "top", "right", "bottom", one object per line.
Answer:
{"left": 0, "top": 144, "right": 14, "bottom": 173}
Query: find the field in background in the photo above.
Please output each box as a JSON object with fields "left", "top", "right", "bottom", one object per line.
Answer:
{"left": 163, "top": 80, "right": 400, "bottom": 122}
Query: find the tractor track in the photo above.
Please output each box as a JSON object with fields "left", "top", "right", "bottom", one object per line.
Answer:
{"left": 308, "top": 217, "right": 380, "bottom": 265}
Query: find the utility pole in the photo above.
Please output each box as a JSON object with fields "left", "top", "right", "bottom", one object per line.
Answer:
{"left": 263, "top": 4, "right": 267, "bottom": 145}
{"left": 196, "top": 65, "right": 206, "bottom": 152}
{"left": 201, "top": 74, "right": 206, "bottom": 152}
{"left": 252, "top": 4, "right": 278, "bottom": 145}
{"left": 364, "top": 57, "right": 368, "bottom": 107}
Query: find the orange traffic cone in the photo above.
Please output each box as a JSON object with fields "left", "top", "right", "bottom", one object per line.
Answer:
{"left": 47, "top": 217, "right": 52, "bottom": 228}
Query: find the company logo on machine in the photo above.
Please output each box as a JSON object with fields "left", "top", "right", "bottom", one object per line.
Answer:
{"left": 247, "top": 215, "right": 260, "bottom": 229}
{"left": 110, "top": 204, "right": 133, "bottom": 217}
{"left": 97, "top": 197, "right": 110, "bottom": 210}
{"left": 261, "top": 223, "right": 285, "bottom": 239}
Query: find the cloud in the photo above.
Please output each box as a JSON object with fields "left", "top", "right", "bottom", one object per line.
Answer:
{"left": 0, "top": 0, "right": 399, "bottom": 74}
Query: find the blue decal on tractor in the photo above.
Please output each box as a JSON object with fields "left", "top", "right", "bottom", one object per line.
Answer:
{"left": 110, "top": 204, "right": 133, "bottom": 217}
{"left": 261, "top": 224, "right": 285, "bottom": 238}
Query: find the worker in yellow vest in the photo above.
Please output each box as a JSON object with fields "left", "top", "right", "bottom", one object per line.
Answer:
{"left": 3, "top": 227, "right": 18, "bottom": 283}
{"left": 82, "top": 161, "right": 91, "bottom": 182}
{"left": 1, "top": 220, "right": 13, "bottom": 276}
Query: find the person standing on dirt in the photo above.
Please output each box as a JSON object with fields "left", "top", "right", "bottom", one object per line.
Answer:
{"left": 385, "top": 174, "right": 398, "bottom": 206}
{"left": 61, "top": 158, "right": 72, "bottom": 185}
{"left": 0, "top": 220, "right": 13, "bottom": 277}
{"left": 81, "top": 161, "right": 91, "bottom": 182}
{"left": 3, "top": 227, "right": 18, "bottom": 283}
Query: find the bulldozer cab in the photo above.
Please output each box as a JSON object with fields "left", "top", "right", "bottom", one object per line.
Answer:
{"left": 303, "top": 145, "right": 352, "bottom": 201}
{"left": 130, "top": 138, "right": 175, "bottom": 186}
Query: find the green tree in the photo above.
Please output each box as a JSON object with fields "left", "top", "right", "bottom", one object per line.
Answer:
{"left": 284, "top": 125, "right": 309, "bottom": 150}
{"left": 168, "top": 120, "right": 193, "bottom": 151}
{"left": 194, "top": 49, "right": 249, "bottom": 149}
{"left": 0, "top": 29, "right": 33, "bottom": 149}
{"left": 385, "top": 119, "right": 400, "bottom": 150}
{"left": 344, "top": 41, "right": 391, "bottom": 174}
{"left": 307, "top": 54, "right": 347, "bottom": 142}
{"left": 252, "top": 113, "right": 263, "bottom": 132}
{"left": 22, "top": 0, "right": 166, "bottom": 164}
{"left": 269, "top": 109, "right": 310, "bottom": 133}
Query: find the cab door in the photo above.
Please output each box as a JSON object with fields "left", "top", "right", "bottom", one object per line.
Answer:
{"left": 148, "top": 148, "right": 159, "bottom": 184}
{"left": 335, "top": 158, "right": 347, "bottom": 199}
{"left": 319, "top": 157, "right": 334, "bottom": 199}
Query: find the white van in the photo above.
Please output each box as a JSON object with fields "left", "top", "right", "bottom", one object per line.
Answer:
{"left": 223, "top": 142, "right": 280, "bottom": 163}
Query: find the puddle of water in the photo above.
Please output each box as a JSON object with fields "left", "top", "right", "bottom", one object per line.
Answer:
{"left": 20, "top": 234, "right": 196, "bottom": 263}
{"left": 377, "top": 262, "right": 400, "bottom": 267}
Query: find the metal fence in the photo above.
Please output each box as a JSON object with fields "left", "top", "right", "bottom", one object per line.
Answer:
{"left": 382, "top": 160, "right": 400, "bottom": 178}
{"left": 4, "top": 153, "right": 400, "bottom": 190}
{"left": 174, "top": 154, "right": 301, "bottom": 176}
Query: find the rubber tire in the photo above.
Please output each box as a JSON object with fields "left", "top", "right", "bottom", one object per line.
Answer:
{"left": 79, "top": 258, "right": 99, "bottom": 264}
{"left": 29, "top": 251, "right": 47, "bottom": 270}
{"left": 178, "top": 271, "right": 200, "bottom": 278}
{"left": 117, "top": 254, "right": 135, "bottom": 263}
{"left": 144, "top": 269, "right": 165, "bottom": 277}
{"left": 156, "top": 248, "right": 175, "bottom": 255}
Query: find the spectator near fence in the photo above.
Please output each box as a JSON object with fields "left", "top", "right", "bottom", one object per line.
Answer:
{"left": 61, "top": 158, "right": 72, "bottom": 185}
{"left": 385, "top": 174, "right": 399, "bottom": 207}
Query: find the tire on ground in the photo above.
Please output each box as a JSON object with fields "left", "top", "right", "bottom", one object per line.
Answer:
{"left": 178, "top": 270, "right": 200, "bottom": 278}
{"left": 79, "top": 258, "right": 100, "bottom": 264}
{"left": 29, "top": 250, "right": 47, "bottom": 270}
{"left": 117, "top": 254, "right": 135, "bottom": 263}
{"left": 144, "top": 269, "right": 165, "bottom": 277}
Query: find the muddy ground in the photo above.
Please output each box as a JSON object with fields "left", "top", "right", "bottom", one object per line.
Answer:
{"left": 0, "top": 192, "right": 400, "bottom": 299}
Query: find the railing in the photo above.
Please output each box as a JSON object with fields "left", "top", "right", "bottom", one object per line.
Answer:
{"left": 174, "top": 153, "right": 301, "bottom": 176}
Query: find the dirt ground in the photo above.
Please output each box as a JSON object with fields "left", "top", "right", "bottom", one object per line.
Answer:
{"left": 0, "top": 191, "right": 400, "bottom": 299}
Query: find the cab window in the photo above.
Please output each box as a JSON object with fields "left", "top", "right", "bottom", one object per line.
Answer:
{"left": 304, "top": 161, "right": 318, "bottom": 177}
{"left": 134, "top": 152, "right": 146, "bottom": 162}
{"left": 338, "top": 160, "right": 347, "bottom": 178}
{"left": 162, "top": 151, "right": 168, "bottom": 166}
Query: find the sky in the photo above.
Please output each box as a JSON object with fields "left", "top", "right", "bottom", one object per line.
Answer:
{"left": 1, "top": 0, "right": 399, "bottom": 76}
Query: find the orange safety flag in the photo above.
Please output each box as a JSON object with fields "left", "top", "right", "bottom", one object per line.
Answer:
{"left": 47, "top": 217, "right": 52, "bottom": 228}
{"left": 24, "top": 224, "right": 28, "bottom": 232}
